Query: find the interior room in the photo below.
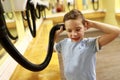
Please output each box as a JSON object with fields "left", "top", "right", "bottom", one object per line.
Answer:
{"left": 0, "top": 0, "right": 120, "bottom": 80}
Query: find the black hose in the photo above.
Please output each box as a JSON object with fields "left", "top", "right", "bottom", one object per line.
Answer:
{"left": 25, "top": 0, "right": 36, "bottom": 37}
{"left": 36, "top": 4, "right": 47, "bottom": 18}
{"left": 0, "top": 0, "right": 66, "bottom": 71}
{"left": 34, "top": 5, "right": 41, "bottom": 19}
{"left": 5, "top": 26, "right": 18, "bottom": 40}
{"left": 67, "top": 2, "right": 71, "bottom": 11}
{"left": 3, "top": 13, "right": 18, "bottom": 40}
{"left": 0, "top": 19, "right": 65, "bottom": 71}
{"left": 24, "top": 1, "right": 48, "bottom": 37}
{"left": 92, "top": 0, "right": 99, "bottom": 11}
{"left": 26, "top": 10, "right": 36, "bottom": 37}
{"left": 67, "top": 2, "right": 75, "bottom": 11}
{"left": 21, "top": 1, "right": 38, "bottom": 38}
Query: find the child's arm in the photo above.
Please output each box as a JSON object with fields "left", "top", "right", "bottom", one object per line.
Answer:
{"left": 53, "top": 26, "right": 64, "bottom": 52}
{"left": 85, "top": 20, "right": 120, "bottom": 47}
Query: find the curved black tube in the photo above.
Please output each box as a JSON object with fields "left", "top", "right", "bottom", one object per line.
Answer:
{"left": 5, "top": 26, "right": 18, "bottom": 40}
{"left": 18, "top": 1, "right": 37, "bottom": 38}
{"left": 67, "top": 2, "right": 75, "bottom": 11}
{"left": 92, "top": 0, "right": 99, "bottom": 11}
{"left": 26, "top": 9, "right": 36, "bottom": 37}
{"left": 34, "top": 5, "right": 41, "bottom": 19}
{"left": 34, "top": 8, "right": 41, "bottom": 19}
{"left": 0, "top": 0, "right": 66, "bottom": 71}
{"left": 24, "top": 1, "right": 48, "bottom": 37}
{"left": 3, "top": 13, "right": 18, "bottom": 40}
{"left": 25, "top": 1, "right": 36, "bottom": 37}
{"left": 36, "top": 4, "right": 47, "bottom": 19}
{"left": 0, "top": 22, "right": 65, "bottom": 71}
{"left": 67, "top": 2, "right": 71, "bottom": 11}
{"left": 34, "top": 4, "right": 47, "bottom": 19}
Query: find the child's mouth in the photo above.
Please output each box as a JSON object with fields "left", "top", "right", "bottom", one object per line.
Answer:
{"left": 71, "top": 37, "right": 80, "bottom": 41}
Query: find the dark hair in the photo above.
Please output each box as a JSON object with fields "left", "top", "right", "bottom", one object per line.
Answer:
{"left": 63, "top": 9, "right": 85, "bottom": 24}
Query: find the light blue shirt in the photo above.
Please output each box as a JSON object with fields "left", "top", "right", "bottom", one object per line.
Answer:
{"left": 55, "top": 37, "right": 100, "bottom": 80}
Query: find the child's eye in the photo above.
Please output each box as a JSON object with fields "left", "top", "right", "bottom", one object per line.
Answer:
{"left": 66, "top": 29, "right": 72, "bottom": 33}
{"left": 76, "top": 29, "right": 80, "bottom": 32}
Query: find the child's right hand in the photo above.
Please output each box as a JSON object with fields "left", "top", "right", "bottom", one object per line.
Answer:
{"left": 54, "top": 26, "right": 64, "bottom": 42}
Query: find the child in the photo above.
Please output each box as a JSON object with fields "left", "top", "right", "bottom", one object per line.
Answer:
{"left": 54, "top": 9, "right": 120, "bottom": 80}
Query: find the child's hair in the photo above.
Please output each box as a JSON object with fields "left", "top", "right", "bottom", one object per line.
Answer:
{"left": 63, "top": 9, "right": 85, "bottom": 25}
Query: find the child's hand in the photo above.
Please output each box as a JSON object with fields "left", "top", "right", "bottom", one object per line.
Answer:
{"left": 54, "top": 26, "right": 64, "bottom": 42}
{"left": 84, "top": 19, "right": 93, "bottom": 29}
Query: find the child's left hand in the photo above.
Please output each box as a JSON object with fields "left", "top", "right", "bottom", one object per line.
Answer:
{"left": 84, "top": 19, "right": 93, "bottom": 29}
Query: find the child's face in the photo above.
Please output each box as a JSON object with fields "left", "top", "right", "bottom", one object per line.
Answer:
{"left": 65, "top": 19, "right": 86, "bottom": 42}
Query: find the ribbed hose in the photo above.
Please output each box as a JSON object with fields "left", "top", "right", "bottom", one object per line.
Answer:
{"left": 0, "top": 14, "right": 65, "bottom": 71}
{"left": 25, "top": 1, "right": 36, "bottom": 37}
{"left": 3, "top": 12, "right": 18, "bottom": 40}
{"left": 5, "top": 26, "right": 18, "bottom": 40}
{"left": 26, "top": 9, "right": 36, "bottom": 37}
{"left": 92, "top": 0, "right": 99, "bottom": 11}
{"left": 34, "top": 5, "right": 41, "bottom": 19}
{"left": 0, "top": 0, "right": 66, "bottom": 71}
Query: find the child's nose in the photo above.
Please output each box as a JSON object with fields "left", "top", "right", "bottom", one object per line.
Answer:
{"left": 71, "top": 31, "right": 77, "bottom": 36}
